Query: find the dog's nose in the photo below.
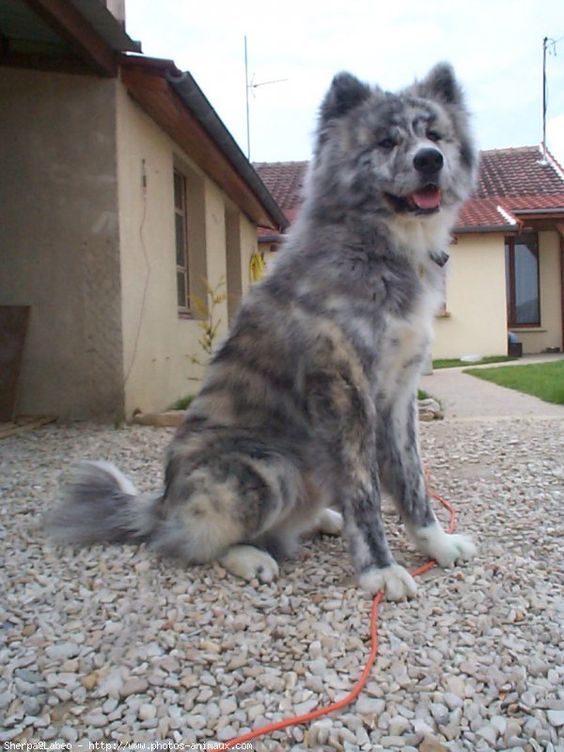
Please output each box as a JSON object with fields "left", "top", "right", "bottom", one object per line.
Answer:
{"left": 413, "top": 148, "right": 444, "bottom": 175}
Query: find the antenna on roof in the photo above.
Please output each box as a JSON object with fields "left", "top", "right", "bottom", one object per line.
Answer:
{"left": 541, "top": 36, "right": 549, "bottom": 164}
{"left": 540, "top": 34, "right": 563, "bottom": 165}
{"left": 244, "top": 35, "right": 288, "bottom": 161}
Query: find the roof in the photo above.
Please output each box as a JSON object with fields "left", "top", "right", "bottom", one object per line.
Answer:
{"left": 457, "top": 146, "right": 564, "bottom": 231}
{"left": 0, "top": 0, "right": 140, "bottom": 76}
{"left": 254, "top": 146, "right": 564, "bottom": 236}
{"left": 475, "top": 146, "right": 564, "bottom": 197}
{"left": 253, "top": 161, "right": 308, "bottom": 216}
{"left": 0, "top": 2, "right": 286, "bottom": 231}
{"left": 121, "top": 55, "right": 287, "bottom": 232}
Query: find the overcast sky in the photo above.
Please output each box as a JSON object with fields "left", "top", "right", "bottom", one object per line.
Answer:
{"left": 124, "top": 0, "right": 564, "bottom": 166}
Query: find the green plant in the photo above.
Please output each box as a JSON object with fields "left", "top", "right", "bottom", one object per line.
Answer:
{"left": 188, "top": 277, "right": 227, "bottom": 376}
{"left": 171, "top": 394, "right": 195, "bottom": 411}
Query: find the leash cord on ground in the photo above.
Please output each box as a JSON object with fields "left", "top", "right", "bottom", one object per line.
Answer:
{"left": 219, "top": 475, "right": 457, "bottom": 750}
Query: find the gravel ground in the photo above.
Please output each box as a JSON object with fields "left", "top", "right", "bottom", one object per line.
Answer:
{"left": 1, "top": 417, "right": 563, "bottom": 751}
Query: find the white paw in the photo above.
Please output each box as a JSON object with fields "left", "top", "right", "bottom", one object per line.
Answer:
{"left": 317, "top": 508, "right": 343, "bottom": 535}
{"left": 219, "top": 545, "right": 279, "bottom": 584}
{"left": 358, "top": 563, "right": 418, "bottom": 600}
{"left": 412, "top": 522, "right": 477, "bottom": 567}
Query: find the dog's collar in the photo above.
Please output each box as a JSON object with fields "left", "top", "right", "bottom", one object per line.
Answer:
{"left": 430, "top": 250, "right": 449, "bottom": 267}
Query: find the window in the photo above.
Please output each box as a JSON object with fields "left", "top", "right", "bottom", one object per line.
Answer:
{"left": 174, "top": 169, "right": 190, "bottom": 312}
{"left": 505, "top": 233, "right": 540, "bottom": 327}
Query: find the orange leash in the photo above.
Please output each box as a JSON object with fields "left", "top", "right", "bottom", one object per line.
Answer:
{"left": 220, "top": 479, "right": 457, "bottom": 750}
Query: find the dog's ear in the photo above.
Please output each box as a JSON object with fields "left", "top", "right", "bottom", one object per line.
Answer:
{"left": 320, "top": 72, "right": 371, "bottom": 123}
{"left": 413, "top": 63, "right": 463, "bottom": 106}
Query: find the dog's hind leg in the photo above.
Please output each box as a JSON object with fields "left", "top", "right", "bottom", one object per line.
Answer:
{"left": 155, "top": 447, "right": 301, "bottom": 583}
{"left": 315, "top": 508, "right": 344, "bottom": 535}
{"left": 378, "top": 395, "right": 477, "bottom": 566}
{"left": 219, "top": 544, "right": 279, "bottom": 583}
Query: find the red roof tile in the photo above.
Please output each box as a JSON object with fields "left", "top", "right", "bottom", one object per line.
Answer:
{"left": 255, "top": 146, "right": 564, "bottom": 233}
{"left": 253, "top": 161, "right": 307, "bottom": 213}
{"left": 476, "top": 146, "right": 564, "bottom": 197}
{"left": 455, "top": 198, "right": 512, "bottom": 230}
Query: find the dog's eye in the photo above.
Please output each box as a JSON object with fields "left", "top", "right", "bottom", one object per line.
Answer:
{"left": 378, "top": 138, "right": 396, "bottom": 150}
{"left": 427, "top": 130, "right": 442, "bottom": 143}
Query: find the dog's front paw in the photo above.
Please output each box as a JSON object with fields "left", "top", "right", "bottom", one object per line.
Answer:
{"left": 219, "top": 545, "right": 279, "bottom": 583}
{"left": 412, "top": 522, "right": 477, "bottom": 567}
{"left": 434, "top": 532, "right": 477, "bottom": 567}
{"left": 358, "top": 563, "right": 418, "bottom": 600}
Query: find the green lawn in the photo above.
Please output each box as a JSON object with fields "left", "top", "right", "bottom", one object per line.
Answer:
{"left": 463, "top": 360, "right": 564, "bottom": 405}
{"left": 433, "top": 355, "right": 516, "bottom": 369}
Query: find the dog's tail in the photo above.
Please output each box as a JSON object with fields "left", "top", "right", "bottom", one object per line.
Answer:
{"left": 45, "top": 461, "right": 161, "bottom": 546}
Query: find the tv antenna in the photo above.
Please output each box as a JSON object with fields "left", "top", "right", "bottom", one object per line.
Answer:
{"left": 244, "top": 35, "right": 288, "bottom": 160}
{"left": 541, "top": 34, "right": 562, "bottom": 163}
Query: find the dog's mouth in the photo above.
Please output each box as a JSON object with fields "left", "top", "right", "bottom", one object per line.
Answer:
{"left": 385, "top": 184, "right": 442, "bottom": 215}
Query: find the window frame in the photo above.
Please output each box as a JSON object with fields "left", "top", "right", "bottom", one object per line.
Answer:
{"left": 505, "top": 233, "right": 541, "bottom": 328}
{"left": 174, "top": 168, "right": 191, "bottom": 316}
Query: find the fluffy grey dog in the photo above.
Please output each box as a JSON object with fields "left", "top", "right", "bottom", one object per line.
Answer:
{"left": 46, "top": 63, "right": 478, "bottom": 600}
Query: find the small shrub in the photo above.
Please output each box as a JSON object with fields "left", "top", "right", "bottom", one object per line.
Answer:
{"left": 171, "top": 395, "right": 195, "bottom": 411}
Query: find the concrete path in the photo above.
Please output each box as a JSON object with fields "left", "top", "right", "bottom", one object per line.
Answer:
{"left": 420, "top": 354, "right": 564, "bottom": 421}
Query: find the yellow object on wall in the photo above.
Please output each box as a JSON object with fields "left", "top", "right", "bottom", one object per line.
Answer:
{"left": 249, "top": 252, "right": 266, "bottom": 282}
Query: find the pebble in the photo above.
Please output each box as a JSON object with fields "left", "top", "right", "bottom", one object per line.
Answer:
{"left": 389, "top": 715, "right": 410, "bottom": 735}
{"left": 120, "top": 677, "right": 149, "bottom": 697}
{"left": 547, "top": 710, "right": 564, "bottom": 727}
{"left": 81, "top": 672, "right": 98, "bottom": 690}
{"left": 45, "top": 642, "right": 80, "bottom": 661}
{"left": 216, "top": 724, "right": 237, "bottom": 741}
{"left": 445, "top": 676, "right": 466, "bottom": 698}
{"left": 356, "top": 697, "right": 386, "bottom": 716}
{"left": 15, "top": 669, "right": 43, "bottom": 684}
{"left": 430, "top": 702, "right": 449, "bottom": 724}
{"left": 443, "top": 691, "right": 463, "bottom": 710}
{"left": 60, "top": 726, "right": 78, "bottom": 742}
{"left": 187, "top": 714, "right": 206, "bottom": 730}
{"left": 219, "top": 697, "right": 237, "bottom": 715}
{"left": 22, "top": 697, "right": 43, "bottom": 715}
{"left": 477, "top": 724, "right": 499, "bottom": 744}
{"left": 98, "top": 671, "right": 123, "bottom": 697}
{"left": 102, "top": 697, "right": 118, "bottom": 714}
{"left": 84, "top": 712, "right": 107, "bottom": 728}
{"left": 136, "top": 703, "right": 155, "bottom": 721}
{"left": 2, "top": 419, "right": 562, "bottom": 750}
{"left": 419, "top": 738, "right": 448, "bottom": 752}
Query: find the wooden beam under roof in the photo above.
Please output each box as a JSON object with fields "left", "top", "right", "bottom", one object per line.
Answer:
{"left": 22, "top": 0, "right": 117, "bottom": 75}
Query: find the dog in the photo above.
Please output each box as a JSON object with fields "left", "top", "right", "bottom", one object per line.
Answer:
{"left": 46, "top": 63, "right": 478, "bottom": 600}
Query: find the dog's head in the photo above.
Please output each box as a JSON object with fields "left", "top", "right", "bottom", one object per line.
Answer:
{"left": 310, "top": 63, "right": 477, "bottom": 226}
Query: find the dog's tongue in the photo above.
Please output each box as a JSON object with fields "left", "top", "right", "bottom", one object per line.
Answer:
{"left": 411, "top": 186, "right": 442, "bottom": 210}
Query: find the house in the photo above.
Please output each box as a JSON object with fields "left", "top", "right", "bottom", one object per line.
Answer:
{"left": 0, "top": 0, "right": 287, "bottom": 421}
{"left": 254, "top": 146, "right": 564, "bottom": 358}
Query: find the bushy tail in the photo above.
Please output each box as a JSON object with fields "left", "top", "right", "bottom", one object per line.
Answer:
{"left": 45, "top": 461, "right": 161, "bottom": 547}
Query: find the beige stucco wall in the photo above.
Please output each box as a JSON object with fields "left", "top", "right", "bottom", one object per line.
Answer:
{"left": 116, "top": 80, "right": 257, "bottom": 416}
{"left": 515, "top": 231, "right": 562, "bottom": 354}
{"left": 432, "top": 234, "right": 508, "bottom": 360}
{"left": 223, "top": 209, "right": 259, "bottom": 322}
{"left": 0, "top": 67, "right": 124, "bottom": 419}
